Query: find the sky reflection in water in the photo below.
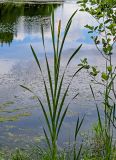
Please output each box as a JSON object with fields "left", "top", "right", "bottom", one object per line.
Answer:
{"left": 0, "top": 2, "right": 96, "bottom": 60}
{"left": 0, "top": 1, "right": 115, "bottom": 149}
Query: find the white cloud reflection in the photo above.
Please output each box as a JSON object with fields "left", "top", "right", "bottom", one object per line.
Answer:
{"left": 0, "top": 59, "right": 16, "bottom": 74}
{"left": 13, "top": 3, "right": 97, "bottom": 43}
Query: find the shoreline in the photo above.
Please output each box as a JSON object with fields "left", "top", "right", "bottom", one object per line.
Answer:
{"left": 0, "top": 0, "right": 64, "bottom": 4}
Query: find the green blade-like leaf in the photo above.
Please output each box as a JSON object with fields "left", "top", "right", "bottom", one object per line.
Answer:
{"left": 90, "top": 85, "right": 103, "bottom": 132}
{"left": 75, "top": 117, "right": 79, "bottom": 141}
{"left": 41, "top": 25, "right": 45, "bottom": 49}
{"left": 57, "top": 20, "right": 61, "bottom": 55}
{"left": 56, "top": 10, "right": 78, "bottom": 90}
{"left": 31, "top": 45, "right": 53, "bottom": 129}
{"left": 56, "top": 68, "right": 84, "bottom": 128}
{"left": 76, "top": 144, "right": 83, "bottom": 160}
{"left": 53, "top": 72, "right": 65, "bottom": 122}
{"left": 20, "top": 85, "right": 52, "bottom": 138}
{"left": 67, "top": 44, "right": 82, "bottom": 66}
{"left": 51, "top": 7, "right": 56, "bottom": 55}
{"left": 20, "top": 85, "right": 34, "bottom": 94}
{"left": 66, "top": 10, "right": 77, "bottom": 29}
{"left": 107, "top": 74, "right": 116, "bottom": 93}
{"left": 41, "top": 25, "right": 54, "bottom": 107}
{"left": 43, "top": 128, "right": 51, "bottom": 151}
{"left": 66, "top": 93, "right": 79, "bottom": 115}
{"left": 30, "top": 45, "right": 42, "bottom": 73}
{"left": 113, "top": 103, "right": 115, "bottom": 122}
{"left": 43, "top": 80, "right": 53, "bottom": 125}
{"left": 58, "top": 10, "right": 77, "bottom": 57}
{"left": 58, "top": 20, "right": 72, "bottom": 64}
{"left": 75, "top": 115, "right": 85, "bottom": 141}
{"left": 73, "top": 66, "right": 84, "bottom": 78}
{"left": 45, "top": 54, "right": 54, "bottom": 103}
{"left": 57, "top": 106, "right": 68, "bottom": 137}
{"left": 37, "top": 92, "right": 52, "bottom": 140}
{"left": 56, "top": 84, "right": 70, "bottom": 128}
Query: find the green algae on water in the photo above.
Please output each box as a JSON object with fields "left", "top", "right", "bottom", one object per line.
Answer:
{"left": 0, "top": 112, "right": 31, "bottom": 122}
{"left": 0, "top": 101, "right": 14, "bottom": 108}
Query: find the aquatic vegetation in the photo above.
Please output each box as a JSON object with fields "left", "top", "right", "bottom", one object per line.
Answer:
{"left": 0, "top": 1, "right": 115, "bottom": 160}
{"left": 0, "top": 101, "right": 14, "bottom": 108}
{"left": 21, "top": 8, "right": 84, "bottom": 160}
{"left": 0, "top": 105, "right": 35, "bottom": 114}
{"left": 0, "top": 112, "right": 31, "bottom": 122}
{"left": 11, "top": 149, "right": 29, "bottom": 160}
{"left": 33, "top": 135, "right": 45, "bottom": 143}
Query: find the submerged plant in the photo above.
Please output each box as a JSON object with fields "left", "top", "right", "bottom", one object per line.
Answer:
{"left": 21, "top": 9, "right": 84, "bottom": 160}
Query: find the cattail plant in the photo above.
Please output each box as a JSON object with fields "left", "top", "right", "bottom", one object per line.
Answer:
{"left": 21, "top": 9, "right": 84, "bottom": 160}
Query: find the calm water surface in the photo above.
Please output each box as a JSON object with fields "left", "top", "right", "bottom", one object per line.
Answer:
{"left": 0, "top": 0, "right": 116, "bottom": 150}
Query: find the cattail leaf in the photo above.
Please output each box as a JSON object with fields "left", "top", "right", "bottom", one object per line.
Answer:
{"left": 45, "top": 54, "right": 54, "bottom": 102}
{"left": 41, "top": 25, "right": 45, "bottom": 49}
{"left": 20, "top": 85, "right": 34, "bottom": 94}
{"left": 90, "top": 85, "right": 103, "bottom": 132}
{"left": 30, "top": 45, "right": 42, "bottom": 73}
{"left": 43, "top": 80, "right": 53, "bottom": 125}
{"left": 67, "top": 44, "right": 82, "bottom": 66}
{"left": 56, "top": 84, "right": 70, "bottom": 128}
{"left": 75, "top": 115, "right": 85, "bottom": 141}
{"left": 57, "top": 106, "right": 68, "bottom": 137}
{"left": 76, "top": 144, "right": 83, "bottom": 160}
{"left": 43, "top": 128, "right": 51, "bottom": 151}
{"left": 20, "top": 85, "right": 52, "bottom": 138}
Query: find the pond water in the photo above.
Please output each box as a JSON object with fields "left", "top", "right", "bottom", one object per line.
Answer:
{"left": 0, "top": 0, "right": 116, "bottom": 150}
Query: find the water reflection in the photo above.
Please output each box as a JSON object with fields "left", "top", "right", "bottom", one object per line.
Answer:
{"left": 0, "top": 1, "right": 115, "bottom": 150}
{"left": 0, "top": 2, "right": 61, "bottom": 45}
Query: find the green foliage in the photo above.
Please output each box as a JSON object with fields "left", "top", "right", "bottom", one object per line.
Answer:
{"left": 78, "top": 58, "right": 90, "bottom": 69}
{"left": 11, "top": 149, "right": 29, "bottom": 160}
{"left": 101, "top": 72, "right": 109, "bottom": 81}
{"left": 77, "top": 0, "right": 116, "bottom": 57}
{"left": 77, "top": 0, "right": 116, "bottom": 125}
{"left": 77, "top": 0, "right": 116, "bottom": 159}
{"left": 90, "top": 67, "right": 99, "bottom": 77}
{"left": 73, "top": 116, "right": 85, "bottom": 160}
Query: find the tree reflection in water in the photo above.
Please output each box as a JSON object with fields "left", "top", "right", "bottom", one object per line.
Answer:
{"left": 0, "top": 2, "right": 61, "bottom": 45}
